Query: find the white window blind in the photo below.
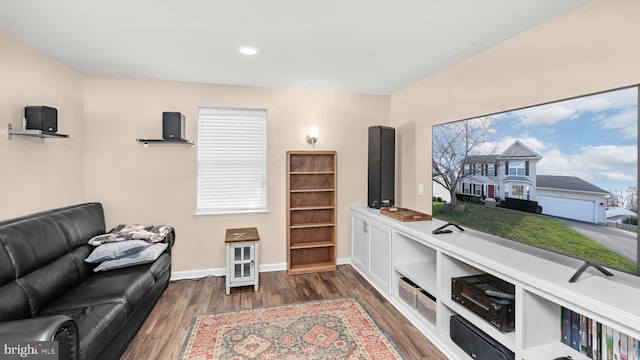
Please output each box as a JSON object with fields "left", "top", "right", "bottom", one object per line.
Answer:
{"left": 196, "top": 107, "right": 267, "bottom": 215}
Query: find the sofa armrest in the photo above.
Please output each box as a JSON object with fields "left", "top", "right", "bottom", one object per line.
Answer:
{"left": 160, "top": 228, "right": 175, "bottom": 256}
{"left": 0, "top": 315, "right": 79, "bottom": 360}
{"left": 164, "top": 227, "right": 175, "bottom": 247}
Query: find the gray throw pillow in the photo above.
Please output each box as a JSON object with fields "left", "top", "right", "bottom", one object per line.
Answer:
{"left": 85, "top": 240, "right": 153, "bottom": 263}
{"left": 93, "top": 242, "right": 168, "bottom": 272}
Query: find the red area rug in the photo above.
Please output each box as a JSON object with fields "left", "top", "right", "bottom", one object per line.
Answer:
{"left": 179, "top": 297, "right": 406, "bottom": 359}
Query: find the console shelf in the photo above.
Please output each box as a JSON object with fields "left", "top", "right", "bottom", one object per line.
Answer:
{"left": 395, "top": 261, "right": 437, "bottom": 296}
{"left": 350, "top": 205, "right": 640, "bottom": 360}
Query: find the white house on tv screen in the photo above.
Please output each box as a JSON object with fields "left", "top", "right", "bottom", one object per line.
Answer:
{"left": 457, "top": 140, "right": 609, "bottom": 224}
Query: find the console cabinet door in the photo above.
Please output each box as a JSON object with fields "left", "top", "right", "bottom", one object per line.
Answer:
{"left": 368, "top": 221, "right": 391, "bottom": 293}
{"left": 351, "top": 215, "right": 369, "bottom": 272}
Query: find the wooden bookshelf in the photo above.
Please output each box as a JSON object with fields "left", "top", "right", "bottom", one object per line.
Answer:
{"left": 286, "top": 151, "right": 336, "bottom": 275}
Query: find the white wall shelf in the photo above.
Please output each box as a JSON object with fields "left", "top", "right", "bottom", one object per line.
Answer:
{"left": 350, "top": 205, "right": 640, "bottom": 360}
{"left": 136, "top": 138, "right": 195, "bottom": 146}
{"left": 7, "top": 123, "right": 69, "bottom": 142}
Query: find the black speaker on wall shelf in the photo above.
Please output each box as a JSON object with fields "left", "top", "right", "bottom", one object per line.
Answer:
{"left": 162, "top": 112, "right": 185, "bottom": 139}
{"left": 368, "top": 125, "right": 395, "bottom": 209}
{"left": 25, "top": 106, "right": 57, "bottom": 133}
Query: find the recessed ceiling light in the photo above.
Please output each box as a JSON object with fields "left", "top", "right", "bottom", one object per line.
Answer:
{"left": 238, "top": 46, "right": 259, "bottom": 56}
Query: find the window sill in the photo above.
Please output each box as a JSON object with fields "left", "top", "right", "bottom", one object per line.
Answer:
{"left": 194, "top": 209, "right": 271, "bottom": 216}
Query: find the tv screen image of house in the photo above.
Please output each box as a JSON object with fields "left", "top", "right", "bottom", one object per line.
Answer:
{"left": 432, "top": 85, "right": 639, "bottom": 275}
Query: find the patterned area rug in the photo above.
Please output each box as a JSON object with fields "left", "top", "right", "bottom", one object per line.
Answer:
{"left": 179, "top": 297, "right": 406, "bottom": 359}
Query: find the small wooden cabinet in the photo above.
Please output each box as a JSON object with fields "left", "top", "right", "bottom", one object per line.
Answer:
{"left": 286, "top": 150, "right": 336, "bottom": 275}
{"left": 225, "top": 227, "right": 260, "bottom": 295}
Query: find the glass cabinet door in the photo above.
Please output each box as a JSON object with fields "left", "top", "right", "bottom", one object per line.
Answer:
{"left": 231, "top": 243, "right": 254, "bottom": 281}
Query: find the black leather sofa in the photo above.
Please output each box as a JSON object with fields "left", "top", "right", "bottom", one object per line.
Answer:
{"left": 0, "top": 203, "right": 174, "bottom": 360}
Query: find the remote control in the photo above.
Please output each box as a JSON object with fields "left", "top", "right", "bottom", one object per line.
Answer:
{"left": 433, "top": 229, "right": 452, "bottom": 234}
{"left": 484, "top": 289, "right": 515, "bottom": 300}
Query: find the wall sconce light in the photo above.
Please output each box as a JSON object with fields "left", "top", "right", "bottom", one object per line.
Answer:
{"left": 306, "top": 125, "right": 318, "bottom": 148}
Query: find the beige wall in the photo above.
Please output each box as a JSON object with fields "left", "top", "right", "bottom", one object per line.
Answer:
{"left": 0, "top": 32, "right": 86, "bottom": 219}
{"left": 391, "top": 0, "right": 640, "bottom": 212}
{"left": 83, "top": 77, "right": 389, "bottom": 271}
{"left": 5, "top": 0, "right": 637, "bottom": 273}
{"left": 1, "top": 30, "right": 389, "bottom": 272}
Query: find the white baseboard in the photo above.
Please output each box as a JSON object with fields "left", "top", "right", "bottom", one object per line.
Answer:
{"left": 259, "top": 262, "right": 287, "bottom": 273}
{"left": 170, "top": 257, "right": 350, "bottom": 281}
{"left": 170, "top": 267, "right": 224, "bottom": 281}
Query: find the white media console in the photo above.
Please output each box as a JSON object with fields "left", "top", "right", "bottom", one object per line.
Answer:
{"left": 350, "top": 205, "right": 640, "bottom": 360}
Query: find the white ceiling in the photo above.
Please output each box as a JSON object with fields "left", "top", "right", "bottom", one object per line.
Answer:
{"left": 0, "top": 0, "right": 591, "bottom": 95}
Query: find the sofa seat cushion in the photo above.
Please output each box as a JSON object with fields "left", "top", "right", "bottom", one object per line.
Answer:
{"left": 41, "top": 269, "right": 155, "bottom": 315}
{"left": 38, "top": 302, "right": 126, "bottom": 360}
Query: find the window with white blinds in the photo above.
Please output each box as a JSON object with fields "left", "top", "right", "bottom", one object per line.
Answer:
{"left": 196, "top": 107, "right": 267, "bottom": 215}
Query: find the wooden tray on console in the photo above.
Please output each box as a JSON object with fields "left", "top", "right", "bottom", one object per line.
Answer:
{"left": 380, "top": 207, "right": 432, "bottom": 222}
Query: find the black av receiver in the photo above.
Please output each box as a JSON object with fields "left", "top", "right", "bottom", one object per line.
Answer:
{"left": 451, "top": 273, "right": 515, "bottom": 332}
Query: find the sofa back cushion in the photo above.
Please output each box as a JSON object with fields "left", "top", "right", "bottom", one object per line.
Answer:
{"left": 51, "top": 204, "right": 106, "bottom": 280}
{"left": 51, "top": 204, "right": 105, "bottom": 249}
{"left": 0, "top": 203, "right": 106, "bottom": 320}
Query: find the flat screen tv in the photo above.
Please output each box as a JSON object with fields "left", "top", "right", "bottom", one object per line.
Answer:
{"left": 432, "top": 84, "right": 638, "bottom": 281}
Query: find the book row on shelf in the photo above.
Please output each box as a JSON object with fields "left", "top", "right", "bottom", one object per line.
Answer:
{"left": 561, "top": 307, "right": 639, "bottom": 360}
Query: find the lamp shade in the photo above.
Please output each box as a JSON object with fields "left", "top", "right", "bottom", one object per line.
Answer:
{"left": 309, "top": 125, "right": 319, "bottom": 138}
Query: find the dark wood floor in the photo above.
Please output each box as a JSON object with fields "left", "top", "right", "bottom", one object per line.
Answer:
{"left": 121, "top": 264, "right": 447, "bottom": 360}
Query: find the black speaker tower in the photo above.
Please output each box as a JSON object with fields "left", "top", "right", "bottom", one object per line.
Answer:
{"left": 368, "top": 126, "right": 395, "bottom": 208}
